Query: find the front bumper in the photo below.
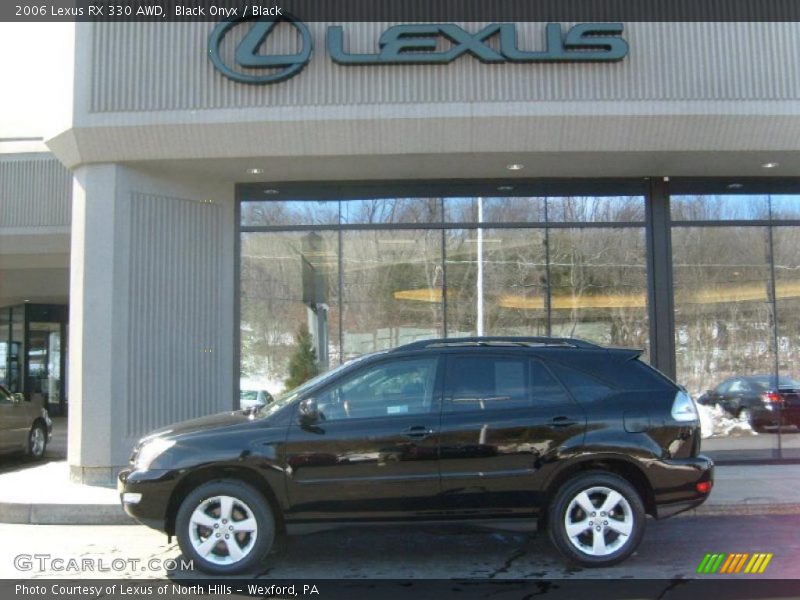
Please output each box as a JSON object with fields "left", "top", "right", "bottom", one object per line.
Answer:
{"left": 118, "top": 468, "right": 178, "bottom": 532}
{"left": 650, "top": 454, "right": 714, "bottom": 519}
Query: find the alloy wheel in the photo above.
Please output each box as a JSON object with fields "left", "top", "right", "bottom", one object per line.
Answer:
{"left": 563, "top": 486, "right": 634, "bottom": 557}
{"left": 188, "top": 495, "right": 258, "bottom": 565}
{"left": 29, "top": 427, "right": 46, "bottom": 457}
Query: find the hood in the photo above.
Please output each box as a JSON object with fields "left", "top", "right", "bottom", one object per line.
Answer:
{"left": 142, "top": 410, "right": 256, "bottom": 442}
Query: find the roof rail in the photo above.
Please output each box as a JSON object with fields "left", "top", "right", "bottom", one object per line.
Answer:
{"left": 392, "top": 336, "right": 600, "bottom": 352}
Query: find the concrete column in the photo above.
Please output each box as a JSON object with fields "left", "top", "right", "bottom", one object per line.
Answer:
{"left": 67, "top": 164, "right": 235, "bottom": 485}
{"left": 67, "top": 164, "right": 122, "bottom": 484}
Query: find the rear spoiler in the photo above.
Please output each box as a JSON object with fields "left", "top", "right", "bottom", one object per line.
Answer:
{"left": 606, "top": 347, "right": 644, "bottom": 361}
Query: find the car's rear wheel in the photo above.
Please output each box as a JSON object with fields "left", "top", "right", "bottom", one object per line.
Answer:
{"left": 548, "top": 471, "right": 645, "bottom": 567}
{"left": 27, "top": 423, "right": 47, "bottom": 458}
{"left": 176, "top": 480, "right": 275, "bottom": 575}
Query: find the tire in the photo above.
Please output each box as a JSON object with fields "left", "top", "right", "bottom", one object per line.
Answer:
{"left": 175, "top": 480, "right": 275, "bottom": 575}
{"left": 548, "top": 471, "right": 645, "bottom": 568}
{"left": 27, "top": 422, "right": 47, "bottom": 459}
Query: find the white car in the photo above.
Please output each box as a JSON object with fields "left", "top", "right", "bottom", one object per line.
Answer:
{"left": 239, "top": 389, "right": 273, "bottom": 410}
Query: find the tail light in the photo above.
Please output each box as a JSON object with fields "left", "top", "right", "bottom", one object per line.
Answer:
{"left": 761, "top": 391, "right": 782, "bottom": 405}
{"left": 696, "top": 481, "right": 712, "bottom": 494}
{"left": 671, "top": 390, "right": 699, "bottom": 422}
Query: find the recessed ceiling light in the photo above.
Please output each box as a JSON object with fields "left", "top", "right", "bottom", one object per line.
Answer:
{"left": 497, "top": 185, "right": 514, "bottom": 192}
{"left": 762, "top": 162, "right": 779, "bottom": 169}
{"left": 263, "top": 189, "right": 280, "bottom": 195}
{"left": 23, "top": 299, "right": 30, "bottom": 303}
{"left": 727, "top": 183, "right": 744, "bottom": 189}
{"left": 506, "top": 163, "right": 524, "bottom": 171}
{"left": 246, "top": 168, "right": 264, "bottom": 175}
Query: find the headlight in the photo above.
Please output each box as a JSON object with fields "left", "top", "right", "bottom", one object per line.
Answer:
{"left": 134, "top": 438, "right": 176, "bottom": 470}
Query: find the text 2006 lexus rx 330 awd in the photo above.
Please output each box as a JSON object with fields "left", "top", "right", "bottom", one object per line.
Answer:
{"left": 119, "top": 337, "right": 713, "bottom": 574}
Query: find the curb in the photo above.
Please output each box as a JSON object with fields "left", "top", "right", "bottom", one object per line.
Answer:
{"left": 0, "top": 502, "right": 136, "bottom": 525}
{"left": 681, "top": 502, "right": 800, "bottom": 517}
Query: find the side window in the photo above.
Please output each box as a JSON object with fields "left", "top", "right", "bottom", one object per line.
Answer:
{"left": 316, "top": 357, "right": 437, "bottom": 421}
{"left": 715, "top": 380, "right": 733, "bottom": 395}
{"left": 530, "top": 360, "right": 573, "bottom": 406}
{"left": 444, "top": 355, "right": 529, "bottom": 412}
{"left": 728, "top": 380, "right": 749, "bottom": 393}
{"left": 547, "top": 363, "right": 614, "bottom": 402}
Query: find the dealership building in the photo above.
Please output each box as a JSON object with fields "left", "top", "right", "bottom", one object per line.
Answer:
{"left": 2, "top": 18, "right": 800, "bottom": 482}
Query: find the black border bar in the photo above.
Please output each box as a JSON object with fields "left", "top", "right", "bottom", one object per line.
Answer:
{"left": 5, "top": 579, "right": 800, "bottom": 600}
{"left": 7, "top": 0, "right": 800, "bottom": 22}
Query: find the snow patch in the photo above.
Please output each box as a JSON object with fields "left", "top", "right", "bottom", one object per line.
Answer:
{"left": 696, "top": 403, "right": 756, "bottom": 439}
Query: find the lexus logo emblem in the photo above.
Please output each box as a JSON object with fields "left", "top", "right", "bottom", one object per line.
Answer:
{"left": 208, "top": 15, "right": 313, "bottom": 84}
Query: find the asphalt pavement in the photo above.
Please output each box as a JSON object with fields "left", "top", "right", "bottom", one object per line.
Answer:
{"left": 0, "top": 514, "right": 798, "bottom": 579}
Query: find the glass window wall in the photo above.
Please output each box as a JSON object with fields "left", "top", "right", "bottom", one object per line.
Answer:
{"left": 671, "top": 192, "right": 800, "bottom": 460}
{"left": 240, "top": 188, "right": 647, "bottom": 401}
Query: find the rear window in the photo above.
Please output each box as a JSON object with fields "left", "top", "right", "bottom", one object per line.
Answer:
{"left": 537, "top": 349, "right": 676, "bottom": 391}
{"left": 547, "top": 363, "right": 614, "bottom": 402}
{"left": 750, "top": 376, "right": 800, "bottom": 391}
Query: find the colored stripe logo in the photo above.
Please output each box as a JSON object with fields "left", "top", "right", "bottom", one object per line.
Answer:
{"left": 697, "top": 553, "right": 773, "bottom": 574}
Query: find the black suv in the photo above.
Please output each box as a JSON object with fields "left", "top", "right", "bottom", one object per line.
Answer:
{"left": 118, "top": 337, "right": 713, "bottom": 574}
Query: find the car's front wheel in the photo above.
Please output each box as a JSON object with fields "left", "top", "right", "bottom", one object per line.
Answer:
{"left": 27, "top": 423, "right": 47, "bottom": 458}
{"left": 548, "top": 471, "right": 645, "bottom": 567}
{"left": 175, "top": 480, "right": 275, "bottom": 575}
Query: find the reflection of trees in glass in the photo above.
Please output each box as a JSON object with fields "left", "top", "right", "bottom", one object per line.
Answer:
{"left": 770, "top": 228, "right": 800, "bottom": 381}
{"left": 445, "top": 228, "right": 648, "bottom": 352}
{"left": 444, "top": 196, "right": 643, "bottom": 223}
{"left": 240, "top": 232, "right": 339, "bottom": 391}
{"left": 284, "top": 324, "right": 319, "bottom": 391}
{"left": 672, "top": 227, "right": 775, "bottom": 396}
{"left": 242, "top": 200, "right": 339, "bottom": 226}
{"left": 240, "top": 194, "right": 650, "bottom": 388}
{"left": 445, "top": 229, "right": 548, "bottom": 336}
{"left": 546, "top": 196, "right": 644, "bottom": 222}
{"left": 342, "top": 230, "right": 443, "bottom": 355}
{"left": 548, "top": 229, "right": 648, "bottom": 351}
{"left": 341, "top": 198, "right": 441, "bottom": 224}
{"left": 671, "top": 195, "right": 770, "bottom": 221}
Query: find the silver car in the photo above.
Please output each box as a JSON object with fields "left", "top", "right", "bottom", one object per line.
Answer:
{"left": 0, "top": 385, "right": 52, "bottom": 458}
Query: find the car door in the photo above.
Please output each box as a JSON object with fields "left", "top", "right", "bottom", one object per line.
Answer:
{"left": 438, "top": 352, "right": 586, "bottom": 516}
{"left": 282, "top": 355, "right": 443, "bottom": 520}
{"left": 0, "top": 386, "right": 29, "bottom": 452}
{"left": 710, "top": 379, "right": 734, "bottom": 414}
{"left": 723, "top": 379, "right": 749, "bottom": 415}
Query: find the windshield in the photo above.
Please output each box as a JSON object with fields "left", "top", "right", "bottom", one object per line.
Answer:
{"left": 255, "top": 351, "right": 387, "bottom": 418}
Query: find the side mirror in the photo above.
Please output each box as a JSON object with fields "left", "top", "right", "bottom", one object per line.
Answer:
{"left": 298, "top": 398, "right": 321, "bottom": 425}
{"left": 11, "top": 393, "right": 24, "bottom": 404}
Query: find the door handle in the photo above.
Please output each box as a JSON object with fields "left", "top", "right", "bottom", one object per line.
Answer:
{"left": 402, "top": 425, "right": 434, "bottom": 440}
{"left": 550, "top": 416, "right": 578, "bottom": 428}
